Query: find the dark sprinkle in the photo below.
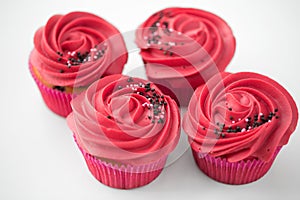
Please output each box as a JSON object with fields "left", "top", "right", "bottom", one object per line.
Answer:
{"left": 158, "top": 118, "right": 164, "bottom": 124}
{"left": 127, "top": 77, "right": 134, "bottom": 82}
{"left": 229, "top": 116, "right": 234, "bottom": 120}
{"left": 274, "top": 108, "right": 278, "bottom": 112}
{"left": 107, "top": 116, "right": 112, "bottom": 119}
{"left": 117, "top": 85, "right": 123, "bottom": 90}
{"left": 229, "top": 107, "right": 232, "bottom": 111}
{"left": 59, "top": 69, "right": 64, "bottom": 73}
{"left": 53, "top": 86, "right": 65, "bottom": 92}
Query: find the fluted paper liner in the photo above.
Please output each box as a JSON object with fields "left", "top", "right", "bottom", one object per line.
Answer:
{"left": 74, "top": 135, "right": 167, "bottom": 189}
{"left": 29, "top": 63, "right": 73, "bottom": 117}
{"left": 192, "top": 147, "right": 281, "bottom": 185}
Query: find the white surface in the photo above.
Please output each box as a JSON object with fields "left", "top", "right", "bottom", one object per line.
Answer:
{"left": 1, "top": 0, "right": 300, "bottom": 199}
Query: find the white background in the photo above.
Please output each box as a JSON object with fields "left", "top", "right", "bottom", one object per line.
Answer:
{"left": 1, "top": 0, "right": 300, "bottom": 199}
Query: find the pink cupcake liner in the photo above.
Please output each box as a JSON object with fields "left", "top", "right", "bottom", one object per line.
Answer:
{"left": 74, "top": 135, "right": 167, "bottom": 189}
{"left": 192, "top": 147, "right": 281, "bottom": 185}
{"left": 29, "top": 63, "right": 73, "bottom": 117}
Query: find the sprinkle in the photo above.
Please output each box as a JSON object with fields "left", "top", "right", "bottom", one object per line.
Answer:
{"left": 230, "top": 116, "right": 234, "bottom": 120}
{"left": 202, "top": 127, "right": 206, "bottom": 130}
{"left": 274, "top": 108, "right": 278, "bottom": 112}
{"left": 127, "top": 77, "right": 134, "bottom": 82}
{"left": 232, "top": 121, "right": 235, "bottom": 124}
{"left": 241, "top": 128, "right": 246, "bottom": 132}
{"left": 107, "top": 116, "right": 112, "bottom": 119}
{"left": 228, "top": 107, "right": 232, "bottom": 111}
{"left": 118, "top": 85, "right": 123, "bottom": 90}
{"left": 276, "top": 116, "right": 279, "bottom": 119}
{"left": 53, "top": 86, "right": 65, "bottom": 92}
{"left": 59, "top": 69, "right": 64, "bottom": 73}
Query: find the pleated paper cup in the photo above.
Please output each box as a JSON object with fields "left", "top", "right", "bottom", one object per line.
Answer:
{"left": 192, "top": 147, "right": 281, "bottom": 185}
{"left": 29, "top": 63, "right": 73, "bottom": 117}
{"left": 75, "top": 135, "right": 167, "bottom": 189}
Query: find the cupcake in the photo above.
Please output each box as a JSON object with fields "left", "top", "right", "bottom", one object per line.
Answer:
{"left": 135, "top": 7, "right": 236, "bottom": 106}
{"left": 30, "top": 11, "right": 128, "bottom": 117}
{"left": 183, "top": 72, "right": 298, "bottom": 184}
{"left": 67, "top": 74, "right": 180, "bottom": 189}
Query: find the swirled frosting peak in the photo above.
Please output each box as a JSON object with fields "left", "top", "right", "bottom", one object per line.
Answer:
{"left": 30, "top": 11, "right": 128, "bottom": 88}
{"left": 67, "top": 74, "right": 180, "bottom": 165}
{"left": 183, "top": 72, "right": 298, "bottom": 162}
{"left": 135, "top": 7, "right": 236, "bottom": 89}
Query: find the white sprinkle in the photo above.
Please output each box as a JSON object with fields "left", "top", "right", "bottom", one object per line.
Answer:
{"left": 158, "top": 41, "right": 162, "bottom": 45}
{"left": 161, "top": 112, "right": 165, "bottom": 115}
{"left": 268, "top": 120, "right": 271, "bottom": 122}
{"left": 71, "top": 51, "right": 76, "bottom": 56}
{"left": 160, "top": 114, "right": 164, "bottom": 118}
{"left": 150, "top": 104, "right": 153, "bottom": 107}
{"left": 169, "top": 28, "right": 174, "bottom": 32}
{"left": 147, "top": 43, "right": 151, "bottom": 47}
{"left": 90, "top": 48, "right": 97, "bottom": 52}
{"left": 238, "top": 118, "right": 241, "bottom": 121}
{"left": 68, "top": 52, "right": 71, "bottom": 55}
{"left": 137, "top": 92, "right": 140, "bottom": 95}
{"left": 241, "top": 128, "right": 246, "bottom": 132}
{"left": 232, "top": 121, "right": 235, "bottom": 124}
{"left": 156, "top": 22, "right": 160, "bottom": 26}
{"left": 245, "top": 118, "right": 249, "bottom": 122}
{"left": 126, "top": 85, "right": 129, "bottom": 88}
{"left": 144, "top": 36, "right": 148, "bottom": 40}
{"left": 260, "top": 113, "right": 264, "bottom": 116}
{"left": 169, "top": 42, "right": 176, "bottom": 46}
{"left": 94, "top": 56, "right": 98, "bottom": 59}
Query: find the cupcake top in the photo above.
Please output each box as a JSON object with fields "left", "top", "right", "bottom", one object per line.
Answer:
{"left": 30, "top": 11, "right": 128, "bottom": 87}
{"left": 183, "top": 72, "right": 298, "bottom": 162}
{"left": 135, "top": 7, "right": 235, "bottom": 82}
{"left": 67, "top": 74, "right": 180, "bottom": 165}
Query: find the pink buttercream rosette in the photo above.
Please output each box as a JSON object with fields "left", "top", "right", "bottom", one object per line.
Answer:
{"left": 67, "top": 75, "right": 180, "bottom": 189}
{"left": 135, "top": 7, "right": 236, "bottom": 106}
{"left": 29, "top": 11, "right": 128, "bottom": 117}
{"left": 183, "top": 72, "right": 298, "bottom": 184}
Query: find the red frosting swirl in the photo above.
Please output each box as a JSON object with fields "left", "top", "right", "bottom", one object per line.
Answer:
{"left": 67, "top": 74, "right": 180, "bottom": 165}
{"left": 135, "top": 7, "right": 236, "bottom": 89}
{"left": 30, "top": 11, "right": 128, "bottom": 87}
{"left": 183, "top": 72, "right": 298, "bottom": 162}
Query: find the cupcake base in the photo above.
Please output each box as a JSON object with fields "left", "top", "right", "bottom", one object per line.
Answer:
{"left": 29, "top": 63, "right": 73, "bottom": 117}
{"left": 192, "top": 147, "right": 281, "bottom": 185}
{"left": 75, "top": 136, "right": 167, "bottom": 189}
